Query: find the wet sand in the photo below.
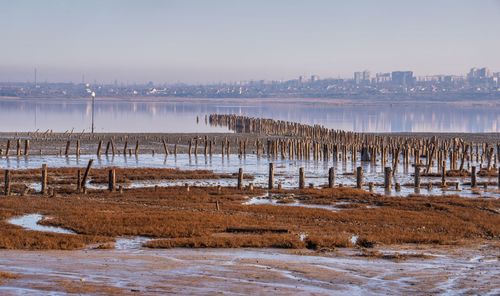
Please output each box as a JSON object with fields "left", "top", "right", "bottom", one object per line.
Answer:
{"left": 0, "top": 244, "right": 498, "bottom": 295}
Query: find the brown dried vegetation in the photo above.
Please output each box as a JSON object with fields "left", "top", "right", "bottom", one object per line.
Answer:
{"left": 0, "top": 169, "right": 498, "bottom": 250}
{"left": 0, "top": 167, "right": 248, "bottom": 188}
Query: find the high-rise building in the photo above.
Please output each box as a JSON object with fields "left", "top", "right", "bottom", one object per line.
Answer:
{"left": 468, "top": 67, "right": 491, "bottom": 80}
{"left": 375, "top": 73, "right": 391, "bottom": 83}
{"left": 354, "top": 72, "right": 363, "bottom": 84}
{"left": 362, "top": 70, "right": 370, "bottom": 83}
{"left": 310, "top": 75, "right": 320, "bottom": 82}
{"left": 354, "top": 71, "right": 370, "bottom": 84}
{"left": 391, "top": 71, "right": 414, "bottom": 87}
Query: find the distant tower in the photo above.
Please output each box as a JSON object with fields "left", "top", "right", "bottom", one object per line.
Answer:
{"left": 34, "top": 68, "right": 37, "bottom": 87}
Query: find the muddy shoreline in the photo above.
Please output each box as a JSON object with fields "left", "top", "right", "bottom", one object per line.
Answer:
{"left": 0, "top": 244, "right": 498, "bottom": 295}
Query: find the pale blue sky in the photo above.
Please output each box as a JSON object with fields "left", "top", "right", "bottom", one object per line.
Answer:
{"left": 0, "top": 0, "right": 499, "bottom": 83}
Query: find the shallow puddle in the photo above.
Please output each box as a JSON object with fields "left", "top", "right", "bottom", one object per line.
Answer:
{"left": 4, "top": 154, "right": 497, "bottom": 198}
{"left": 7, "top": 214, "right": 75, "bottom": 235}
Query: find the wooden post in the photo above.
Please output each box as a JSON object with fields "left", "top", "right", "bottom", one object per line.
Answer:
{"left": 414, "top": 165, "right": 421, "bottom": 188}
{"left": 77, "top": 169, "right": 82, "bottom": 192}
{"left": 76, "top": 140, "right": 81, "bottom": 157}
{"left": 162, "top": 139, "right": 169, "bottom": 155}
{"left": 471, "top": 166, "right": 477, "bottom": 188}
{"left": 441, "top": 160, "right": 447, "bottom": 187}
{"left": 498, "top": 167, "right": 500, "bottom": 189}
{"left": 384, "top": 167, "right": 392, "bottom": 190}
{"left": 65, "top": 140, "right": 71, "bottom": 156}
{"left": 268, "top": 163, "right": 274, "bottom": 189}
{"left": 24, "top": 139, "right": 29, "bottom": 156}
{"left": 299, "top": 167, "right": 305, "bottom": 189}
{"left": 5, "top": 140, "right": 10, "bottom": 156}
{"left": 134, "top": 140, "right": 139, "bottom": 155}
{"left": 41, "top": 164, "right": 48, "bottom": 195}
{"left": 328, "top": 167, "right": 335, "bottom": 188}
{"left": 237, "top": 168, "right": 243, "bottom": 190}
{"left": 4, "top": 170, "right": 10, "bottom": 196}
{"left": 81, "top": 159, "right": 94, "bottom": 189}
{"left": 356, "top": 166, "right": 363, "bottom": 189}
{"left": 96, "top": 140, "right": 102, "bottom": 157}
{"left": 16, "top": 139, "right": 21, "bottom": 156}
{"left": 108, "top": 169, "right": 116, "bottom": 192}
{"left": 123, "top": 141, "right": 128, "bottom": 156}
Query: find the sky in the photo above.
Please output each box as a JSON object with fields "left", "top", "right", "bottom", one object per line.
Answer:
{"left": 0, "top": 0, "right": 499, "bottom": 84}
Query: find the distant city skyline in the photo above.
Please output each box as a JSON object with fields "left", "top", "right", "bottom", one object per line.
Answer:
{"left": 1, "top": 0, "right": 499, "bottom": 83}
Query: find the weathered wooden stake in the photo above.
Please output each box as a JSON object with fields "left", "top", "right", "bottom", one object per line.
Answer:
{"left": 134, "top": 140, "right": 139, "bottom": 155}
{"left": 41, "top": 164, "right": 48, "bottom": 195}
{"left": 299, "top": 167, "right": 305, "bottom": 189}
{"left": 4, "top": 170, "right": 10, "bottom": 196}
{"left": 24, "top": 139, "right": 29, "bottom": 156}
{"left": 5, "top": 140, "right": 11, "bottom": 156}
{"left": 64, "top": 140, "right": 71, "bottom": 156}
{"left": 81, "top": 159, "right": 94, "bottom": 189}
{"left": 328, "top": 167, "right": 335, "bottom": 188}
{"left": 414, "top": 166, "right": 421, "bottom": 188}
{"left": 77, "top": 169, "right": 82, "bottom": 192}
{"left": 237, "top": 168, "right": 243, "bottom": 190}
{"left": 96, "top": 140, "right": 102, "bottom": 157}
{"left": 108, "top": 169, "right": 116, "bottom": 192}
{"left": 471, "top": 166, "right": 477, "bottom": 188}
{"left": 356, "top": 166, "right": 363, "bottom": 189}
{"left": 441, "top": 160, "right": 447, "bottom": 187}
{"left": 162, "top": 139, "right": 169, "bottom": 155}
{"left": 16, "top": 139, "right": 21, "bottom": 156}
{"left": 76, "top": 140, "right": 81, "bottom": 157}
{"left": 384, "top": 167, "right": 392, "bottom": 190}
{"left": 268, "top": 163, "right": 274, "bottom": 189}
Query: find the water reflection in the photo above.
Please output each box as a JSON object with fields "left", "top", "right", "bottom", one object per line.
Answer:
{"left": 0, "top": 98, "right": 498, "bottom": 132}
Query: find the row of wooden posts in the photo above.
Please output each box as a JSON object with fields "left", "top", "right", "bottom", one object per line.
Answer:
{"left": 209, "top": 114, "right": 500, "bottom": 174}
{"left": 0, "top": 139, "right": 31, "bottom": 156}
{"left": 2, "top": 160, "right": 105, "bottom": 196}
{"left": 3, "top": 135, "right": 498, "bottom": 179}
{"left": 4, "top": 161, "right": 499, "bottom": 197}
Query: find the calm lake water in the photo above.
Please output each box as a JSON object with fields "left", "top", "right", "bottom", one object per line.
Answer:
{"left": 0, "top": 97, "right": 499, "bottom": 133}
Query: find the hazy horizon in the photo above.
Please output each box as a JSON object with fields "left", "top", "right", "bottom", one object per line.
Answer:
{"left": 1, "top": 0, "right": 499, "bottom": 84}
